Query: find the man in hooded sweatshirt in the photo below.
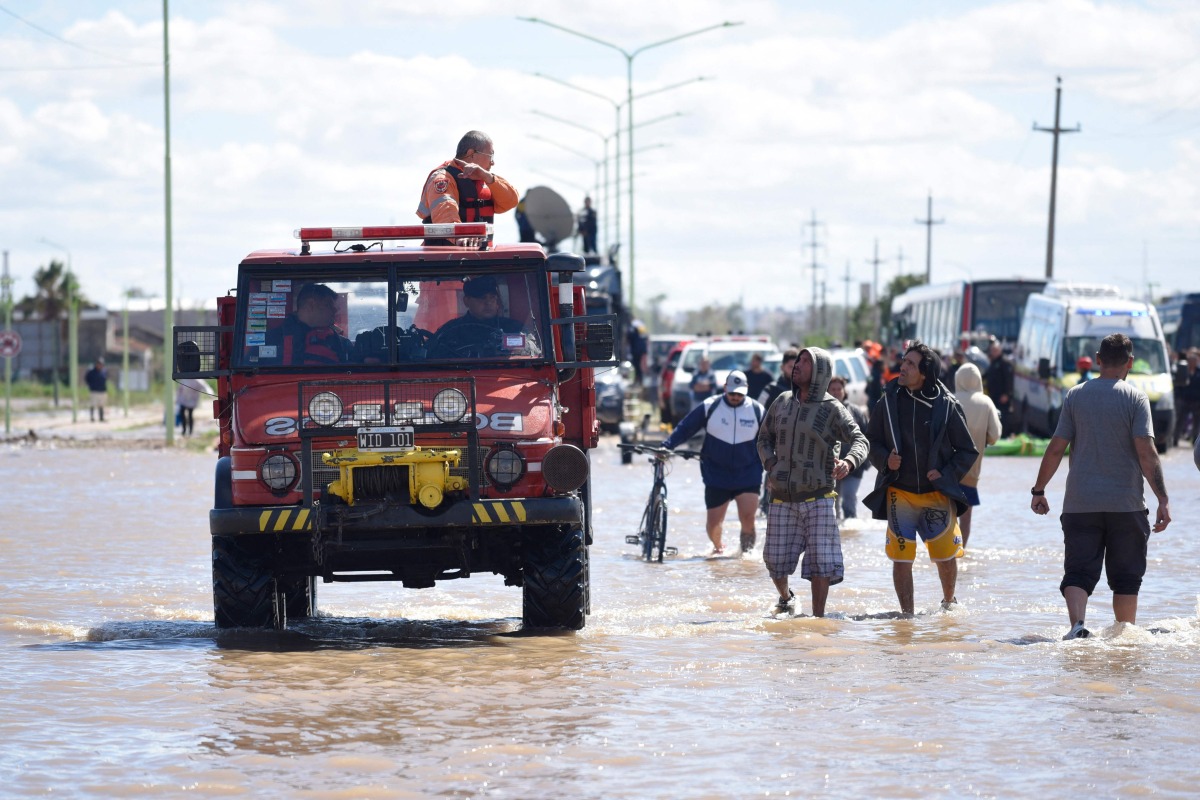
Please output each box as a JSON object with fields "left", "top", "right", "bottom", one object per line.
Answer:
{"left": 756, "top": 347, "right": 869, "bottom": 617}
{"left": 953, "top": 362, "right": 1002, "bottom": 550}
{"left": 863, "top": 340, "right": 978, "bottom": 615}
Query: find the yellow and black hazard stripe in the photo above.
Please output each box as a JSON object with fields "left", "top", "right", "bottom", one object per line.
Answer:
{"left": 470, "top": 500, "right": 528, "bottom": 524}
{"left": 256, "top": 507, "right": 313, "bottom": 532}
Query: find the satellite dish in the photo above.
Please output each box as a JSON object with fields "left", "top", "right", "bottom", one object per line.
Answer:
{"left": 523, "top": 186, "right": 575, "bottom": 250}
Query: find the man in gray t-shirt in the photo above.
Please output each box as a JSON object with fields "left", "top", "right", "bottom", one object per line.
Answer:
{"left": 1029, "top": 333, "right": 1170, "bottom": 641}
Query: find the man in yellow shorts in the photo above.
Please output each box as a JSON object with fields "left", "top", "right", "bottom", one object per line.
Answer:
{"left": 863, "top": 341, "right": 978, "bottom": 614}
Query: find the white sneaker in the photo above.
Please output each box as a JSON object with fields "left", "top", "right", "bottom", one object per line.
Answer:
{"left": 1063, "top": 621, "right": 1091, "bottom": 640}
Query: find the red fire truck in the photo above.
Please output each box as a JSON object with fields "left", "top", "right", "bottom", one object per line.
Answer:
{"left": 173, "top": 223, "right": 615, "bottom": 630}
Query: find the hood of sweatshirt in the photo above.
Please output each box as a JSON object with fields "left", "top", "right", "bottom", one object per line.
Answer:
{"left": 800, "top": 346, "right": 834, "bottom": 400}
{"left": 954, "top": 362, "right": 984, "bottom": 396}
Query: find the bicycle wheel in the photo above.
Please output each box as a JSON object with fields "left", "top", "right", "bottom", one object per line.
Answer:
{"left": 638, "top": 501, "right": 656, "bottom": 561}
{"left": 650, "top": 493, "right": 669, "bottom": 563}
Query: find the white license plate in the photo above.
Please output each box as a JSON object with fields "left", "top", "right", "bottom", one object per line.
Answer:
{"left": 356, "top": 426, "right": 415, "bottom": 451}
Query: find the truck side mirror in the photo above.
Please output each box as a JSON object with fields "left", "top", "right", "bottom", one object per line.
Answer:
{"left": 1037, "top": 357, "right": 1052, "bottom": 380}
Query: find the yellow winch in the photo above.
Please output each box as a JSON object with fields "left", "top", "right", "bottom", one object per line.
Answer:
{"left": 322, "top": 447, "right": 467, "bottom": 508}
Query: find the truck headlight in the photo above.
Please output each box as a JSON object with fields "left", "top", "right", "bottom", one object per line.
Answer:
{"left": 308, "top": 391, "right": 343, "bottom": 427}
{"left": 261, "top": 453, "right": 298, "bottom": 491}
{"left": 485, "top": 445, "right": 525, "bottom": 488}
{"left": 433, "top": 388, "right": 468, "bottom": 423}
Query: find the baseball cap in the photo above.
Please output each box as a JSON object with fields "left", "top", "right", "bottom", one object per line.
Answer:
{"left": 724, "top": 370, "right": 749, "bottom": 395}
{"left": 463, "top": 275, "right": 500, "bottom": 298}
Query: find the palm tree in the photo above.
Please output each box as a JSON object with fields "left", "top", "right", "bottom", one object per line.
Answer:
{"left": 16, "top": 260, "right": 71, "bottom": 404}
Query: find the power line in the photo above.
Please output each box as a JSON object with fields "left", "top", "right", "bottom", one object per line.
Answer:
{"left": 0, "top": 4, "right": 155, "bottom": 67}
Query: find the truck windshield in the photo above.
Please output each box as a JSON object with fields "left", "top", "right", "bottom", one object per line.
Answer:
{"left": 234, "top": 270, "right": 545, "bottom": 368}
{"left": 1062, "top": 337, "right": 1166, "bottom": 375}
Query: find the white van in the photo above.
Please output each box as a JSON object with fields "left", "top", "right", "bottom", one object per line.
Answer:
{"left": 1013, "top": 283, "right": 1175, "bottom": 452}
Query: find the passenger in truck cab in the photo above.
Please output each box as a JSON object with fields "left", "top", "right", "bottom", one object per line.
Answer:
{"left": 429, "top": 275, "right": 533, "bottom": 358}
{"left": 271, "top": 282, "right": 354, "bottom": 366}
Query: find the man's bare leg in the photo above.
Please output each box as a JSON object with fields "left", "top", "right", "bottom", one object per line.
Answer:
{"left": 893, "top": 562, "right": 914, "bottom": 615}
{"left": 1113, "top": 593, "right": 1138, "bottom": 624}
{"left": 1063, "top": 585, "right": 1089, "bottom": 625}
{"left": 811, "top": 577, "right": 830, "bottom": 617}
{"left": 706, "top": 502, "right": 730, "bottom": 553}
{"left": 734, "top": 492, "right": 758, "bottom": 551}
{"left": 935, "top": 558, "right": 958, "bottom": 605}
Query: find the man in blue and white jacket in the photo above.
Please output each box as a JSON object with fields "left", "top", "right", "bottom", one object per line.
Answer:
{"left": 663, "top": 370, "right": 766, "bottom": 555}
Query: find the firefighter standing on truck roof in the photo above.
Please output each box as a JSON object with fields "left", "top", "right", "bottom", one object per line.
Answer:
{"left": 417, "top": 131, "right": 518, "bottom": 245}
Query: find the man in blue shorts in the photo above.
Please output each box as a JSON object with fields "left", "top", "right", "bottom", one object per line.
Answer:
{"left": 756, "top": 348, "right": 868, "bottom": 617}
{"left": 863, "top": 341, "right": 978, "bottom": 615}
{"left": 1030, "top": 333, "right": 1171, "bottom": 640}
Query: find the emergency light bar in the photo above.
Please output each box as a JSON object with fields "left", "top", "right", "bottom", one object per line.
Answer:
{"left": 293, "top": 223, "right": 493, "bottom": 253}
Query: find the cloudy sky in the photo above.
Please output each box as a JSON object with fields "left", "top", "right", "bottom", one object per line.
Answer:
{"left": 2, "top": 0, "right": 1198, "bottom": 315}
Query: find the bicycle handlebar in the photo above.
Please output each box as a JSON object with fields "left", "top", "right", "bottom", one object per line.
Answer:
{"left": 618, "top": 443, "right": 702, "bottom": 460}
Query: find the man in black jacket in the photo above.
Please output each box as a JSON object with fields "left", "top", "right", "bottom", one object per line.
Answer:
{"left": 757, "top": 348, "right": 800, "bottom": 410}
{"left": 983, "top": 339, "right": 1015, "bottom": 436}
{"left": 864, "top": 341, "right": 978, "bottom": 614}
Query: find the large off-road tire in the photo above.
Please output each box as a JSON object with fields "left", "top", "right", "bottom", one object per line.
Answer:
{"left": 212, "top": 535, "right": 276, "bottom": 629}
{"left": 522, "top": 527, "right": 588, "bottom": 630}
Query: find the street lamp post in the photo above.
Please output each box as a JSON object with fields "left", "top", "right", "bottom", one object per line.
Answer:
{"left": 41, "top": 237, "right": 78, "bottom": 423}
{"left": 529, "top": 110, "right": 613, "bottom": 248}
{"left": 520, "top": 18, "right": 741, "bottom": 311}
{"left": 122, "top": 289, "right": 133, "bottom": 418}
{"left": 530, "top": 72, "right": 711, "bottom": 262}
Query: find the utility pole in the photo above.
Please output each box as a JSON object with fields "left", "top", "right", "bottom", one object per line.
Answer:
{"left": 1034, "top": 76, "right": 1080, "bottom": 280}
{"left": 162, "top": 0, "right": 176, "bottom": 445}
{"left": 896, "top": 245, "right": 907, "bottom": 279}
{"left": 914, "top": 192, "right": 944, "bottom": 283}
{"left": 820, "top": 279, "right": 828, "bottom": 335}
{"left": 867, "top": 239, "right": 886, "bottom": 305}
{"left": 867, "top": 239, "right": 886, "bottom": 342}
{"left": 803, "top": 210, "right": 824, "bottom": 335}
{"left": 2, "top": 251, "right": 12, "bottom": 434}
{"left": 843, "top": 260, "right": 852, "bottom": 344}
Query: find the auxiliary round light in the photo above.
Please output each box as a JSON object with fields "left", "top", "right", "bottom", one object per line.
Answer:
{"left": 432, "top": 388, "right": 468, "bottom": 423}
{"left": 308, "top": 391, "right": 343, "bottom": 427}
{"left": 260, "top": 454, "right": 298, "bottom": 491}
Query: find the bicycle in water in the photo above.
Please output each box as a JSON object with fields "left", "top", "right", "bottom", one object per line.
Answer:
{"left": 619, "top": 443, "right": 701, "bottom": 562}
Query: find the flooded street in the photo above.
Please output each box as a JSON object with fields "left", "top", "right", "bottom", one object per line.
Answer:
{"left": 3, "top": 434, "right": 1200, "bottom": 798}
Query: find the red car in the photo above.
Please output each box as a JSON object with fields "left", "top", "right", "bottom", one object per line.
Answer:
{"left": 657, "top": 339, "right": 694, "bottom": 424}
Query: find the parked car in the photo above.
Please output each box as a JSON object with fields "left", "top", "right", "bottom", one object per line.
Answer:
{"left": 760, "top": 347, "right": 870, "bottom": 409}
{"left": 645, "top": 333, "right": 691, "bottom": 407}
{"left": 657, "top": 338, "right": 696, "bottom": 424}
{"left": 668, "top": 336, "right": 779, "bottom": 421}
{"left": 827, "top": 348, "right": 871, "bottom": 408}
{"left": 595, "top": 364, "right": 626, "bottom": 433}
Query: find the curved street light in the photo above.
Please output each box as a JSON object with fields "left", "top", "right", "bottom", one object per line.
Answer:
{"left": 520, "top": 17, "right": 742, "bottom": 309}
{"left": 529, "top": 111, "right": 614, "bottom": 251}
{"left": 528, "top": 72, "right": 713, "bottom": 257}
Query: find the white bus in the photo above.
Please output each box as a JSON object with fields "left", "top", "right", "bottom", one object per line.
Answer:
{"left": 890, "top": 279, "right": 1047, "bottom": 354}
